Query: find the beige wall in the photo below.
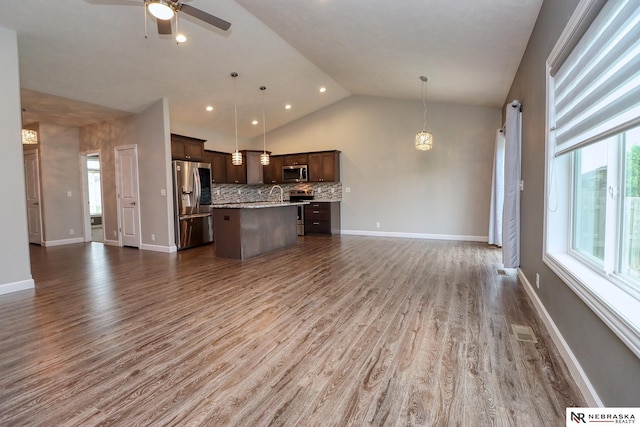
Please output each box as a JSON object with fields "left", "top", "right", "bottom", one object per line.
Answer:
{"left": 39, "top": 124, "right": 84, "bottom": 243}
{"left": 0, "top": 25, "right": 33, "bottom": 293}
{"left": 506, "top": 0, "right": 640, "bottom": 406}
{"left": 260, "top": 95, "right": 501, "bottom": 239}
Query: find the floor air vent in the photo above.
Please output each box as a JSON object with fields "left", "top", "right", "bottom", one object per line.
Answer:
{"left": 496, "top": 269, "right": 507, "bottom": 275}
{"left": 511, "top": 324, "right": 538, "bottom": 343}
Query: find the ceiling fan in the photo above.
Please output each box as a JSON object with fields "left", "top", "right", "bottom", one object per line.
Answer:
{"left": 144, "top": 0, "right": 231, "bottom": 36}
{"left": 144, "top": 0, "right": 231, "bottom": 34}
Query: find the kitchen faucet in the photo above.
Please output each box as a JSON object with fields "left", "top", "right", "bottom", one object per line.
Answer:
{"left": 269, "top": 185, "right": 284, "bottom": 204}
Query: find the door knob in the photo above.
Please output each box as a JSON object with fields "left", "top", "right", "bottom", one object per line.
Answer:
{"left": 130, "top": 201, "right": 136, "bottom": 205}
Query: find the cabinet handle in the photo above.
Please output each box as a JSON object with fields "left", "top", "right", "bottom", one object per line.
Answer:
{"left": 313, "top": 211, "right": 320, "bottom": 214}
{"left": 313, "top": 222, "right": 320, "bottom": 225}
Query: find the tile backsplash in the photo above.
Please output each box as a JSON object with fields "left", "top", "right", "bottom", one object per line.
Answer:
{"left": 210, "top": 182, "right": 342, "bottom": 204}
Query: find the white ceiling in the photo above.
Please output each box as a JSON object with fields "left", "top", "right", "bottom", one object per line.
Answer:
{"left": 0, "top": 0, "right": 542, "bottom": 139}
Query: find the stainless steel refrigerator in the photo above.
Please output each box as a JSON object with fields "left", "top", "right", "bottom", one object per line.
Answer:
{"left": 172, "top": 160, "right": 213, "bottom": 250}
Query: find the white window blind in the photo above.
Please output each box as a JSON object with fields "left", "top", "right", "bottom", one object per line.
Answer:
{"left": 553, "top": 0, "right": 640, "bottom": 157}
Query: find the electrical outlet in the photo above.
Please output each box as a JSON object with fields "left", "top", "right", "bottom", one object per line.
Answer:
{"left": 69, "top": 229, "right": 74, "bottom": 235}
{"left": 160, "top": 189, "right": 166, "bottom": 197}
{"left": 67, "top": 191, "right": 72, "bottom": 197}
{"left": 237, "top": 189, "right": 241, "bottom": 195}
{"left": 151, "top": 234, "right": 155, "bottom": 241}
{"left": 345, "top": 187, "right": 351, "bottom": 193}
{"left": 216, "top": 189, "right": 220, "bottom": 195}
{"left": 331, "top": 188, "right": 334, "bottom": 193}
{"left": 376, "top": 222, "right": 381, "bottom": 229}
{"left": 536, "top": 273, "right": 540, "bottom": 288}
{"left": 317, "top": 188, "right": 322, "bottom": 193}
{"left": 258, "top": 189, "right": 261, "bottom": 194}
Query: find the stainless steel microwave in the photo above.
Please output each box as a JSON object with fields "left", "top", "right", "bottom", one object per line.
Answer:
{"left": 282, "top": 164, "right": 308, "bottom": 182}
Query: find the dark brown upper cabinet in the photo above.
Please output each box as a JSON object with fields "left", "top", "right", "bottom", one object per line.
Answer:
{"left": 171, "top": 134, "right": 205, "bottom": 161}
{"left": 308, "top": 151, "right": 340, "bottom": 182}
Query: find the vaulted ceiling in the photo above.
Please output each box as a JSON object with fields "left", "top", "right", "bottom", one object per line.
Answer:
{"left": 0, "top": 0, "right": 542, "bottom": 138}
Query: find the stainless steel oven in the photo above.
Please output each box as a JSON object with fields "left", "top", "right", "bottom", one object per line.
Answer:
{"left": 289, "top": 189, "right": 314, "bottom": 235}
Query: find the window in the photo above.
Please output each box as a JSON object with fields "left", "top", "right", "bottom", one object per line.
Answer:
{"left": 87, "top": 157, "right": 102, "bottom": 216}
{"left": 570, "top": 130, "right": 640, "bottom": 296}
{"left": 621, "top": 130, "right": 640, "bottom": 283}
{"left": 545, "top": 0, "right": 640, "bottom": 357}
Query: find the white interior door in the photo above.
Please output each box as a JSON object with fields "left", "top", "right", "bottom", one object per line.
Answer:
{"left": 116, "top": 146, "right": 140, "bottom": 248}
{"left": 24, "top": 150, "right": 43, "bottom": 245}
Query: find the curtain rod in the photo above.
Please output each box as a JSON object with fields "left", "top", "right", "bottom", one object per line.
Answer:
{"left": 511, "top": 100, "right": 522, "bottom": 112}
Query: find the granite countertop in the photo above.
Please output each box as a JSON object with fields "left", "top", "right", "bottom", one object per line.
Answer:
{"left": 210, "top": 201, "right": 310, "bottom": 209}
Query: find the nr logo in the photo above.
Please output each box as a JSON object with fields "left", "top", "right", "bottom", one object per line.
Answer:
{"left": 571, "top": 412, "right": 586, "bottom": 423}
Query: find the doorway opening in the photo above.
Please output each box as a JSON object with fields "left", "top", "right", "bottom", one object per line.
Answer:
{"left": 85, "top": 154, "right": 103, "bottom": 242}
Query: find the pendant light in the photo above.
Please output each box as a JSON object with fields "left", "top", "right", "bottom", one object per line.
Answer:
{"left": 415, "top": 76, "right": 434, "bottom": 151}
{"left": 259, "top": 86, "right": 270, "bottom": 165}
{"left": 231, "top": 72, "right": 242, "bottom": 166}
{"left": 21, "top": 108, "right": 38, "bottom": 145}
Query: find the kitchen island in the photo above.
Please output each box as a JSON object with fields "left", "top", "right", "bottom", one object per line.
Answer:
{"left": 211, "top": 202, "right": 307, "bottom": 259}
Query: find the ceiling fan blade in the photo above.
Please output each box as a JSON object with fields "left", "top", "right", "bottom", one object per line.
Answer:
{"left": 157, "top": 18, "right": 172, "bottom": 34}
{"left": 180, "top": 3, "right": 231, "bottom": 31}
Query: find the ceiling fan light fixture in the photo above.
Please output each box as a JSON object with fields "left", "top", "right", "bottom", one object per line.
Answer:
{"left": 148, "top": 0, "right": 175, "bottom": 21}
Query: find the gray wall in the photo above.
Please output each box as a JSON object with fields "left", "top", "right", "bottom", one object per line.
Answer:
{"left": 170, "top": 122, "right": 253, "bottom": 153}
{"left": 39, "top": 124, "right": 83, "bottom": 243}
{"left": 260, "top": 95, "right": 500, "bottom": 239}
{"left": 0, "top": 25, "right": 32, "bottom": 292}
{"left": 506, "top": 0, "right": 640, "bottom": 406}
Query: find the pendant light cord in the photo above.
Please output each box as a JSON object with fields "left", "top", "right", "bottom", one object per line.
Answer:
{"left": 422, "top": 80, "right": 428, "bottom": 132}
{"left": 234, "top": 75, "right": 238, "bottom": 152}
{"left": 262, "top": 87, "right": 267, "bottom": 154}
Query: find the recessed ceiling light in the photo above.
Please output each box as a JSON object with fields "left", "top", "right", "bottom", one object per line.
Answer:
{"left": 319, "top": 87, "right": 327, "bottom": 93}
{"left": 176, "top": 34, "right": 187, "bottom": 43}
{"left": 252, "top": 120, "right": 259, "bottom": 125}
{"left": 205, "top": 106, "right": 214, "bottom": 111}
{"left": 285, "top": 104, "right": 292, "bottom": 110}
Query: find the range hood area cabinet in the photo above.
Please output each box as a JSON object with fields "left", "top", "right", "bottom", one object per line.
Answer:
{"left": 225, "top": 150, "right": 268, "bottom": 184}
{"left": 264, "top": 150, "right": 341, "bottom": 184}
{"left": 171, "top": 134, "right": 205, "bottom": 161}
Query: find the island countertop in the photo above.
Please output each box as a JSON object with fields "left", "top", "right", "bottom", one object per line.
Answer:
{"left": 210, "top": 201, "right": 309, "bottom": 209}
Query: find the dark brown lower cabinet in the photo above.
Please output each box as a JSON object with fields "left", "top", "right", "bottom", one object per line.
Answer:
{"left": 304, "top": 202, "right": 341, "bottom": 235}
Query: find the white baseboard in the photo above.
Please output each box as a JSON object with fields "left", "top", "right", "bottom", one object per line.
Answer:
{"left": 517, "top": 269, "right": 603, "bottom": 407}
{"left": 0, "top": 278, "right": 35, "bottom": 295}
{"left": 103, "top": 239, "right": 119, "bottom": 247}
{"left": 340, "top": 229, "right": 488, "bottom": 242}
{"left": 42, "top": 237, "right": 85, "bottom": 247}
{"left": 140, "top": 243, "right": 177, "bottom": 253}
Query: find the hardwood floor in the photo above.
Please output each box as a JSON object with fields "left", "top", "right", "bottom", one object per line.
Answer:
{"left": 0, "top": 236, "right": 585, "bottom": 426}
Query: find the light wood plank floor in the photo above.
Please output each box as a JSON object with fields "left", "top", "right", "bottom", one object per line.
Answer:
{"left": 0, "top": 236, "right": 585, "bottom": 426}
